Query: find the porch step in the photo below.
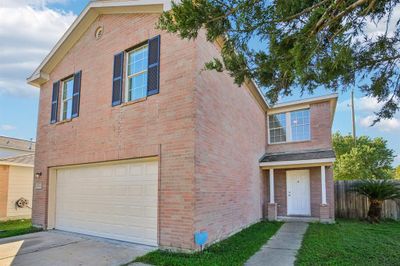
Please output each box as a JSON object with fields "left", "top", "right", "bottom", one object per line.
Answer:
{"left": 277, "top": 216, "right": 319, "bottom": 223}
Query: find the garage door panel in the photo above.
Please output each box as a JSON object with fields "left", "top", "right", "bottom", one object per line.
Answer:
{"left": 55, "top": 160, "right": 158, "bottom": 246}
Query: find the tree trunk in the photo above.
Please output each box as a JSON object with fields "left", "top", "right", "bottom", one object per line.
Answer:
{"left": 367, "top": 199, "right": 383, "bottom": 223}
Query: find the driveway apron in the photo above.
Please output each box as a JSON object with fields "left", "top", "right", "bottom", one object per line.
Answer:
{"left": 0, "top": 230, "right": 154, "bottom": 266}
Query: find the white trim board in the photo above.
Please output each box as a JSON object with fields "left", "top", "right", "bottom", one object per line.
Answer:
{"left": 260, "top": 158, "right": 335, "bottom": 168}
{"left": 0, "top": 162, "right": 33, "bottom": 167}
{"left": 271, "top": 93, "right": 338, "bottom": 109}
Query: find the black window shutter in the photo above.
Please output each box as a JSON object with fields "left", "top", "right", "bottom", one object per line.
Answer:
{"left": 112, "top": 52, "right": 124, "bottom": 106}
{"left": 50, "top": 81, "right": 60, "bottom": 124}
{"left": 147, "top": 35, "right": 160, "bottom": 96}
{"left": 71, "top": 70, "right": 82, "bottom": 118}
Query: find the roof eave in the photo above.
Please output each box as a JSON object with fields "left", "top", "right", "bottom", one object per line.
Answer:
{"left": 270, "top": 93, "right": 339, "bottom": 110}
{"left": 268, "top": 93, "right": 339, "bottom": 124}
{"left": 0, "top": 162, "right": 34, "bottom": 167}
{"left": 259, "top": 158, "right": 335, "bottom": 169}
{"left": 27, "top": 0, "right": 168, "bottom": 87}
{"left": 215, "top": 37, "right": 270, "bottom": 111}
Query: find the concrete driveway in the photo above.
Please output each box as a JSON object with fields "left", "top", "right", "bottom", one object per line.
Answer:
{"left": 0, "top": 230, "right": 155, "bottom": 266}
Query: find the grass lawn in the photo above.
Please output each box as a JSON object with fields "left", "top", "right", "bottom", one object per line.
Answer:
{"left": 133, "top": 221, "right": 282, "bottom": 266}
{"left": 0, "top": 219, "right": 41, "bottom": 239}
{"left": 296, "top": 219, "right": 400, "bottom": 266}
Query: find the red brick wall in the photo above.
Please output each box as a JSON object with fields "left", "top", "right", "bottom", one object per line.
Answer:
{"left": 267, "top": 101, "right": 332, "bottom": 153}
{"left": 0, "top": 165, "right": 9, "bottom": 218}
{"left": 34, "top": 14, "right": 197, "bottom": 249}
{"left": 266, "top": 167, "right": 334, "bottom": 218}
{"left": 193, "top": 32, "right": 266, "bottom": 244}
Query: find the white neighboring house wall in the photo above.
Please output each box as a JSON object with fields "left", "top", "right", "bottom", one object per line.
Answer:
{"left": 0, "top": 136, "right": 35, "bottom": 220}
{"left": 6, "top": 166, "right": 33, "bottom": 219}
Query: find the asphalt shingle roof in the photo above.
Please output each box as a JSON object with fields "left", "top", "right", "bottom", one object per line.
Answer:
{"left": 260, "top": 149, "right": 335, "bottom": 163}
{"left": 0, "top": 153, "right": 34, "bottom": 166}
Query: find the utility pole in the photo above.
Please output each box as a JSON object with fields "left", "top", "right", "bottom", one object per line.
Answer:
{"left": 351, "top": 89, "right": 356, "bottom": 145}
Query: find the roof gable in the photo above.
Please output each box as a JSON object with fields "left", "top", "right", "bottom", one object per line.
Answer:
{"left": 27, "top": 0, "right": 170, "bottom": 87}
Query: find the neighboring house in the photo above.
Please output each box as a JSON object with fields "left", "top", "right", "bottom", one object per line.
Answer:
{"left": 0, "top": 136, "right": 35, "bottom": 220}
{"left": 27, "top": 0, "right": 337, "bottom": 250}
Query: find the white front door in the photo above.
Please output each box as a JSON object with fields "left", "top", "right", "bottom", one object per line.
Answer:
{"left": 286, "top": 170, "right": 311, "bottom": 216}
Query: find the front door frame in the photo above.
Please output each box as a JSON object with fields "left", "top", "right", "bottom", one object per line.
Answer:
{"left": 286, "top": 169, "right": 311, "bottom": 216}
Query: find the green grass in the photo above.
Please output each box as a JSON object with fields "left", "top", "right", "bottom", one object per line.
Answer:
{"left": 296, "top": 219, "right": 400, "bottom": 266}
{"left": 134, "top": 221, "right": 282, "bottom": 266}
{"left": 0, "top": 219, "right": 41, "bottom": 239}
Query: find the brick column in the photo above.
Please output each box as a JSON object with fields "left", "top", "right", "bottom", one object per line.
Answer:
{"left": 319, "top": 204, "right": 331, "bottom": 223}
{"left": 267, "top": 203, "right": 277, "bottom": 221}
{"left": 319, "top": 165, "right": 331, "bottom": 223}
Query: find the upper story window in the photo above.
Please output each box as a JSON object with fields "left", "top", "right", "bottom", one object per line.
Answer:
{"left": 112, "top": 35, "right": 160, "bottom": 106}
{"left": 60, "top": 77, "right": 74, "bottom": 121}
{"left": 291, "top": 109, "right": 310, "bottom": 141}
{"left": 269, "top": 113, "right": 286, "bottom": 143}
{"left": 50, "top": 71, "right": 81, "bottom": 124}
{"left": 126, "top": 45, "right": 148, "bottom": 101}
{"left": 268, "top": 109, "right": 310, "bottom": 144}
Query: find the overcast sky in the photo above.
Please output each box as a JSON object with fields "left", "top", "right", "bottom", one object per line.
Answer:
{"left": 0, "top": 0, "right": 399, "bottom": 165}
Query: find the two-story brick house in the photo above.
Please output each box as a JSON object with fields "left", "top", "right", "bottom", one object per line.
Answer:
{"left": 27, "top": 0, "right": 336, "bottom": 251}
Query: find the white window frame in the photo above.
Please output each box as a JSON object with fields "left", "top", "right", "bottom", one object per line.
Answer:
{"left": 125, "top": 44, "right": 148, "bottom": 102}
{"left": 290, "top": 109, "right": 311, "bottom": 142}
{"left": 60, "top": 77, "right": 74, "bottom": 121}
{"left": 267, "top": 112, "right": 288, "bottom": 144}
{"left": 268, "top": 109, "right": 310, "bottom": 144}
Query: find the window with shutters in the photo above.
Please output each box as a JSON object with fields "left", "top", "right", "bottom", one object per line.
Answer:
{"left": 126, "top": 45, "right": 148, "bottom": 102}
{"left": 60, "top": 77, "right": 74, "bottom": 121}
{"left": 112, "top": 35, "right": 159, "bottom": 106}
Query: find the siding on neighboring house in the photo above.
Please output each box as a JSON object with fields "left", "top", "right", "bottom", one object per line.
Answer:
{"left": 6, "top": 166, "right": 33, "bottom": 219}
{"left": 193, "top": 32, "right": 267, "bottom": 244}
{"left": 0, "top": 165, "right": 9, "bottom": 218}
{"left": 34, "top": 13, "right": 198, "bottom": 250}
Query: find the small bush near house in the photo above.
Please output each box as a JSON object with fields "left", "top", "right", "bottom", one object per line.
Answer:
{"left": 0, "top": 219, "right": 41, "bottom": 238}
{"left": 132, "top": 221, "right": 282, "bottom": 266}
{"left": 350, "top": 179, "right": 400, "bottom": 222}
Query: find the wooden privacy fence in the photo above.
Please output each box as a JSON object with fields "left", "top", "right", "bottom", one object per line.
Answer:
{"left": 335, "top": 180, "right": 400, "bottom": 220}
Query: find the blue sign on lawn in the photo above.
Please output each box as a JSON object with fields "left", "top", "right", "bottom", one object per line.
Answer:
{"left": 194, "top": 231, "right": 208, "bottom": 246}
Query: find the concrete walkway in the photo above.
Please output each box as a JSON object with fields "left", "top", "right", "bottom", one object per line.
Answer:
{"left": 245, "top": 222, "right": 308, "bottom": 266}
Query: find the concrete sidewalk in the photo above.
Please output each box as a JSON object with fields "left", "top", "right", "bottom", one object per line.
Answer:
{"left": 245, "top": 222, "right": 308, "bottom": 266}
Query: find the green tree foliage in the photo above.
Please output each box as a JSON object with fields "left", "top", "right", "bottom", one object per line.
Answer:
{"left": 158, "top": 0, "right": 400, "bottom": 121}
{"left": 395, "top": 165, "right": 400, "bottom": 179}
{"left": 333, "top": 133, "right": 395, "bottom": 180}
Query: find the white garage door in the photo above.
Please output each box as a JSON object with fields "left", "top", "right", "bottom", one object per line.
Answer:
{"left": 55, "top": 160, "right": 158, "bottom": 246}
